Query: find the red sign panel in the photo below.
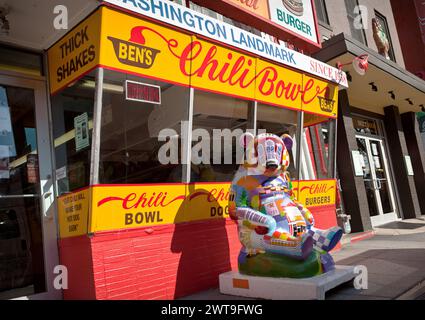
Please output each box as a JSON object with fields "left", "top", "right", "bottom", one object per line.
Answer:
{"left": 125, "top": 80, "right": 161, "bottom": 104}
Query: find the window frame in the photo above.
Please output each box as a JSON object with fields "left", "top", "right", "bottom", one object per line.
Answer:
{"left": 374, "top": 10, "right": 396, "bottom": 62}
{"left": 88, "top": 68, "right": 337, "bottom": 185}
{"left": 344, "top": 0, "right": 368, "bottom": 46}
{"left": 314, "top": 0, "right": 331, "bottom": 29}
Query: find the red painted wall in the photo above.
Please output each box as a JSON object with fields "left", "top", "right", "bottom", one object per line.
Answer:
{"left": 391, "top": 0, "right": 425, "bottom": 78}
{"left": 59, "top": 206, "right": 338, "bottom": 300}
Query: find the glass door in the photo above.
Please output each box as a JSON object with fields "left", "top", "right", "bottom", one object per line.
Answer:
{"left": 356, "top": 136, "right": 398, "bottom": 226}
{"left": 0, "top": 74, "right": 59, "bottom": 299}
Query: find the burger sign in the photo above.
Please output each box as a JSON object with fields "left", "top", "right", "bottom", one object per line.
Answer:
{"left": 268, "top": 0, "right": 319, "bottom": 46}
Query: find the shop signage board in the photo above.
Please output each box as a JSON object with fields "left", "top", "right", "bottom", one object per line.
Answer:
{"left": 57, "top": 180, "right": 337, "bottom": 238}
{"left": 125, "top": 81, "right": 161, "bottom": 104}
{"left": 294, "top": 179, "right": 336, "bottom": 208}
{"left": 48, "top": 10, "right": 101, "bottom": 94}
{"left": 57, "top": 188, "right": 90, "bottom": 238}
{"left": 74, "top": 113, "right": 90, "bottom": 152}
{"left": 99, "top": 7, "right": 339, "bottom": 118}
{"left": 47, "top": 6, "right": 341, "bottom": 119}
{"left": 268, "top": 0, "right": 318, "bottom": 45}
{"left": 351, "top": 150, "right": 364, "bottom": 177}
{"left": 101, "top": 0, "right": 348, "bottom": 88}
{"left": 26, "top": 154, "right": 39, "bottom": 184}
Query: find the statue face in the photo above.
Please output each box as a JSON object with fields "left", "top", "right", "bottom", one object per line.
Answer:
{"left": 240, "top": 133, "right": 293, "bottom": 176}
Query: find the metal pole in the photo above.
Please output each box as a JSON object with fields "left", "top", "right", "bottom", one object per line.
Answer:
{"left": 182, "top": 87, "right": 195, "bottom": 183}
{"left": 89, "top": 67, "right": 104, "bottom": 185}
{"left": 296, "top": 111, "right": 304, "bottom": 181}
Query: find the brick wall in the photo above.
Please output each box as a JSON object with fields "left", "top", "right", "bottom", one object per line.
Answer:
{"left": 59, "top": 206, "right": 338, "bottom": 300}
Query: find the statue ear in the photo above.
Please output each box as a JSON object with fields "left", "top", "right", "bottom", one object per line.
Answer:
{"left": 281, "top": 134, "right": 293, "bottom": 151}
{"left": 239, "top": 132, "right": 255, "bottom": 149}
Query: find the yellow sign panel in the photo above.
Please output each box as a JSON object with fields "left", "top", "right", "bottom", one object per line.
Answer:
{"left": 57, "top": 180, "right": 337, "bottom": 238}
{"left": 48, "top": 7, "right": 339, "bottom": 116}
{"left": 189, "top": 38, "right": 257, "bottom": 100}
{"left": 89, "top": 183, "right": 231, "bottom": 233}
{"left": 48, "top": 10, "right": 101, "bottom": 94}
{"left": 90, "top": 184, "right": 186, "bottom": 232}
{"left": 255, "top": 58, "right": 303, "bottom": 111}
{"left": 302, "top": 75, "right": 338, "bottom": 118}
{"left": 57, "top": 188, "right": 90, "bottom": 238}
{"left": 296, "top": 180, "right": 336, "bottom": 208}
{"left": 185, "top": 183, "right": 231, "bottom": 222}
{"left": 99, "top": 7, "right": 191, "bottom": 87}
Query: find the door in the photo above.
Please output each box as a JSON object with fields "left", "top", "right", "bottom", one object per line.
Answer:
{"left": 0, "top": 74, "right": 59, "bottom": 300}
{"left": 356, "top": 136, "right": 398, "bottom": 226}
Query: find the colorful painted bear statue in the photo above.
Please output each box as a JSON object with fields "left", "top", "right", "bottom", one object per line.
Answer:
{"left": 229, "top": 132, "right": 343, "bottom": 278}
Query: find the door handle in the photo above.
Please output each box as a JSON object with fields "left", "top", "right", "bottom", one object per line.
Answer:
{"left": 376, "top": 179, "right": 382, "bottom": 190}
{"left": 44, "top": 192, "right": 52, "bottom": 199}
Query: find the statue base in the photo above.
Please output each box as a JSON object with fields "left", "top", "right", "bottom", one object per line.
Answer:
{"left": 219, "top": 266, "right": 356, "bottom": 300}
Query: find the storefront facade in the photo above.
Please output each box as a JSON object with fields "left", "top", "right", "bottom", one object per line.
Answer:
{"left": 0, "top": 0, "right": 348, "bottom": 299}
{"left": 313, "top": 0, "right": 425, "bottom": 232}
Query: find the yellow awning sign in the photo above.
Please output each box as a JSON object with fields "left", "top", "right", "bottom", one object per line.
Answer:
{"left": 48, "top": 10, "right": 101, "bottom": 94}
{"left": 48, "top": 6, "right": 339, "bottom": 118}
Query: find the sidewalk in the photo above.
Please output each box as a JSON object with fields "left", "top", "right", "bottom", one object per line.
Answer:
{"left": 181, "top": 217, "right": 425, "bottom": 300}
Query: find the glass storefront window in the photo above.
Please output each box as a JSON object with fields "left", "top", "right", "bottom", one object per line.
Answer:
{"left": 190, "top": 90, "right": 253, "bottom": 182}
{"left": 300, "top": 114, "right": 336, "bottom": 180}
{"left": 0, "top": 84, "right": 45, "bottom": 298}
{"left": 51, "top": 72, "right": 96, "bottom": 195}
{"left": 257, "top": 103, "right": 299, "bottom": 180}
{"left": 98, "top": 70, "right": 190, "bottom": 184}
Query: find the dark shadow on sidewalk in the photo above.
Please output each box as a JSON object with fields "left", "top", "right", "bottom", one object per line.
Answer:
{"left": 326, "top": 248, "right": 425, "bottom": 299}
{"left": 376, "top": 221, "right": 425, "bottom": 230}
{"left": 171, "top": 183, "right": 231, "bottom": 299}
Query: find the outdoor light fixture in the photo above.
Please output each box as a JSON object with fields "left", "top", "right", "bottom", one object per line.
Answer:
{"left": 406, "top": 98, "right": 413, "bottom": 105}
{"left": 0, "top": 5, "right": 10, "bottom": 36}
{"left": 337, "top": 54, "right": 369, "bottom": 76}
{"left": 369, "top": 82, "right": 378, "bottom": 92}
{"left": 388, "top": 91, "right": 395, "bottom": 100}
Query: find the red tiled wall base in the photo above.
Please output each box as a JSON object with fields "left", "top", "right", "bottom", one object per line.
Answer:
{"left": 59, "top": 205, "right": 338, "bottom": 300}
{"left": 59, "top": 219, "right": 240, "bottom": 300}
{"left": 59, "top": 235, "right": 96, "bottom": 299}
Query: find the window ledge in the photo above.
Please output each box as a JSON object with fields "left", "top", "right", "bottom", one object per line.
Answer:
{"left": 318, "top": 21, "right": 333, "bottom": 32}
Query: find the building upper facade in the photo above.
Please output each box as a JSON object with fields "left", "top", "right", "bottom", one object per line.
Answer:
{"left": 316, "top": 0, "right": 405, "bottom": 68}
{"left": 391, "top": 0, "right": 425, "bottom": 80}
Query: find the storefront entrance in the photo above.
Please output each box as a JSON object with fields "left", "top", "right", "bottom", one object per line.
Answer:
{"left": 356, "top": 135, "right": 398, "bottom": 226}
{"left": 0, "top": 73, "right": 59, "bottom": 299}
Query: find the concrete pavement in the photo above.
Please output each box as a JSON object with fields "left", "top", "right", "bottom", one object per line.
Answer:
{"left": 181, "top": 217, "right": 425, "bottom": 300}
